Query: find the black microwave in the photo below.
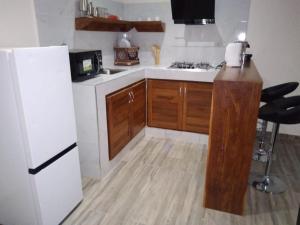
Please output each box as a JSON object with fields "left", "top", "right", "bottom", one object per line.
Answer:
{"left": 69, "top": 50, "right": 103, "bottom": 82}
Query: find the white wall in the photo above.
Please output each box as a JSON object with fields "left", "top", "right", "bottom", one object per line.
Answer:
{"left": 247, "top": 0, "right": 300, "bottom": 135}
{"left": 33, "top": 0, "right": 250, "bottom": 65}
{"left": 34, "top": 0, "right": 122, "bottom": 57}
{"left": 0, "top": 0, "right": 39, "bottom": 47}
{"left": 34, "top": 0, "right": 77, "bottom": 47}
{"left": 123, "top": 0, "right": 250, "bottom": 66}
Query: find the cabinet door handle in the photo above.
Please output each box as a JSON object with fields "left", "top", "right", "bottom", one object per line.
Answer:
{"left": 128, "top": 92, "right": 132, "bottom": 103}
{"left": 179, "top": 87, "right": 182, "bottom": 96}
{"left": 130, "top": 91, "right": 134, "bottom": 102}
{"left": 131, "top": 91, "right": 135, "bottom": 101}
{"left": 184, "top": 87, "right": 187, "bottom": 95}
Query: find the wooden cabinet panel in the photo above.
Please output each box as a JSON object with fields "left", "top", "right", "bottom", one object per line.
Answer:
{"left": 131, "top": 80, "right": 146, "bottom": 138}
{"left": 106, "top": 87, "right": 131, "bottom": 160}
{"left": 183, "top": 82, "right": 213, "bottom": 134}
{"left": 106, "top": 79, "right": 146, "bottom": 160}
{"left": 204, "top": 62, "right": 262, "bottom": 215}
{"left": 147, "top": 79, "right": 213, "bottom": 134}
{"left": 147, "top": 79, "right": 183, "bottom": 130}
{"left": 107, "top": 78, "right": 212, "bottom": 160}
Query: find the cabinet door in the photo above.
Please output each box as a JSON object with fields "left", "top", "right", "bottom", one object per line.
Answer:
{"left": 106, "top": 87, "right": 131, "bottom": 160}
{"left": 131, "top": 80, "right": 146, "bottom": 138}
{"left": 147, "top": 79, "right": 183, "bottom": 130}
{"left": 182, "top": 82, "right": 213, "bottom": 134}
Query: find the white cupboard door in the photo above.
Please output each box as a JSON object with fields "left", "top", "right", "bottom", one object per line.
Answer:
{"left": 12, "top": 46, "right": 77, "bottom": 168}
{"left": 30, "top": 148, "right": 83, "bottom": 225}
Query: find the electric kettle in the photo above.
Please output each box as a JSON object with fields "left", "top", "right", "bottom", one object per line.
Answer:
{"left": 225, "top": 42, "right": 243, "bottom": 67}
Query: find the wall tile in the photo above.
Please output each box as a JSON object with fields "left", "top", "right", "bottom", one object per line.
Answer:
{"left": 122, "top": 0, "right": 250, "bottom": 65}
{"left": 34, "top": 0, "right": 250, "bottom": 64}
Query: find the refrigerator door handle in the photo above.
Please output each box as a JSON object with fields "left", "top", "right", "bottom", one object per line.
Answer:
{"left": 28, "top": 143, "right": 77, "bottom": 175}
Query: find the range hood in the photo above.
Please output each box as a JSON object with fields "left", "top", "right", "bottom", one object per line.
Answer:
{"left": 171, "top": 0, "right": 215, "bottom": 25}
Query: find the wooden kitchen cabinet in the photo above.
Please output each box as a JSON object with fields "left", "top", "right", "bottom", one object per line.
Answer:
{"left": 131, "top": 80, "right": 146, "bottom": 138}
{"left": 182, "top": 82, "right": 213, "bottom": 134}
{"left": 147, "top": 79, "right": 183, "bottom": 130}
{"left": 147, "top": 79, "right": 212, "bottom": 134}
{"left": 106, "top": 86, "right": 131, "bottom": 160}
{"left": 106, "top": 80, "right": 146, "bottom": 160}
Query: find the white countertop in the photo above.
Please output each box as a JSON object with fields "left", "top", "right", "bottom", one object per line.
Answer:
{"left": 73, "top": 64, "right": 219, "bottom": 86}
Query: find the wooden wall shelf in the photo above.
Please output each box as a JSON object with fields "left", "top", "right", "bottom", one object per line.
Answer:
{"left": 131, "top": 21, "right": 165, "bottom": 32}
{"left": 75, "top": 17, "right": 132, "bottom": 32}
{"left": 75, "top": 17, "right": 165, "bottom": 33}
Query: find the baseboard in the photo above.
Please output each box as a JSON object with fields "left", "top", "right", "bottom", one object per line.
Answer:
{"left": 145, "top": 127, "right": 209, "bottom": 144}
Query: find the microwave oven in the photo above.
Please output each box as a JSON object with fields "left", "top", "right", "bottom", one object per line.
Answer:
{"left": 69, "top": 50, "right": 103, "bottom": 82}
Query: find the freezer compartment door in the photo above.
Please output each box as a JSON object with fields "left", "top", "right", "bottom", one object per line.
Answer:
{"left": 12, "top": 46, "right": 77, "bottom": 168}
{"left": 30, "top": 147, "right": 83, "bottom": 225}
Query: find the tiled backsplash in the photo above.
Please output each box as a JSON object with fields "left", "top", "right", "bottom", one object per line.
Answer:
{"left": 123, "top": 0, "right": 250, "bottom": 65}
{"left": 34, "top": 0, "right": 123, "bottom": 56}
{"left": 34, "top": 0, "right": 250, "bottom": 65}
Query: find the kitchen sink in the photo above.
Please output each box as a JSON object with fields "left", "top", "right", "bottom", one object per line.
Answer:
{"left": 102, "top": 68, "right": 127, "bottom": 75}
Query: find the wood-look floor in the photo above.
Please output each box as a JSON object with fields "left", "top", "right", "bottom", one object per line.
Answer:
{"left": 63, "top": 136, "right": 300, "bottom": 225}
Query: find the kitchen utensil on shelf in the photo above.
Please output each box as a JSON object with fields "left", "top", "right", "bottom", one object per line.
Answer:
{"left": 79, "top": 0, "right": 88, "bottom": 16}
{"left": 87, "top": 2, "right": 93, "bottom": 17}
{"left": 108, "top": 15, "right": 119, "bottom": 20}
{"left": 103, "top": 8, "right": 108, "bottom": 18}
{"left": 92, "top": 7, "right": 99, "bottom": 17}
{"left": 151, "top": 45, "right": 161, "bottom": 65}
{"left": 97, "top": 7, "right": 104, "bottom": 17}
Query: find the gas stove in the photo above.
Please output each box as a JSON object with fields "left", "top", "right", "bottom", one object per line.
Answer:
{"left": 169, "top": 62, "right": 214, "bottom": 70}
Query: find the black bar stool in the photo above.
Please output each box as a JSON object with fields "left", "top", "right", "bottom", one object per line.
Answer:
{"left": 254, "top": 82, "right": 299, "bottom": 162}
{"left": 250, "top": 96, "right": 300, "bottom": 193}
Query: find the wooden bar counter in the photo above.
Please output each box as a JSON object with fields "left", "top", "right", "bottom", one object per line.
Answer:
{"left": 204, "top": 61, "right": 263, "bottom": 215}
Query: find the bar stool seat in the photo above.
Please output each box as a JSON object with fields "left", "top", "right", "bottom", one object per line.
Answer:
{"left": 254, "top": 82, "right": 299, "bottom": 162}
{"left": 259, "top": 96, "right": 300, "bottom": 124}
{"left": 250, "top": 95, "right": 300, "bottom": 193}
{"left": 260, "top": 82, "right": 299, "bottom": 103}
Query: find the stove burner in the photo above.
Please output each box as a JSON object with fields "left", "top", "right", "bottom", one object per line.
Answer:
{"left": 169, "top": 62, "right": 213, "bottom": 70}
{"left": 195, "top": 62, "right": 212, "bottom": 70}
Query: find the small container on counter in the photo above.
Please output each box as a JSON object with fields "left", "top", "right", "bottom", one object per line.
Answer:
{"left": 114, "top": 47, "right": 140, "bottom": 66}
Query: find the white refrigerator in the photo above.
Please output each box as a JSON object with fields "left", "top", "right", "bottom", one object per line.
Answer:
{"left": 0, "top": 46, "right": 83, "bottom": 225}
